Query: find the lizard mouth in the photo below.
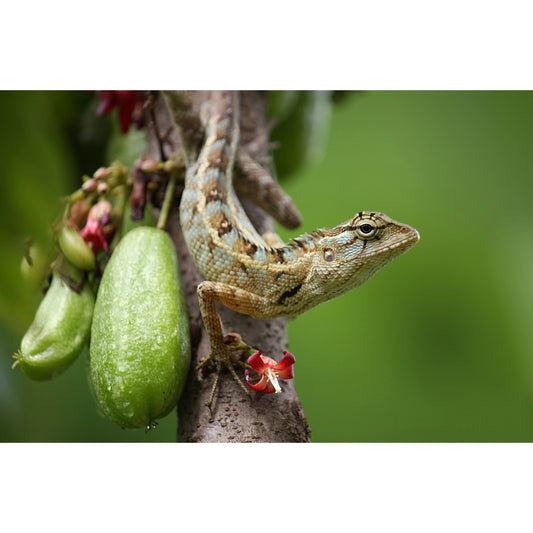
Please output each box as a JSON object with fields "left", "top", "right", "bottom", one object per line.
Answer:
{"left": 382, "top": 227, "right": 420, "bottom": 253}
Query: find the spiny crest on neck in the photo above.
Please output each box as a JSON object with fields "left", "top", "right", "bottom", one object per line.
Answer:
{"left": 285, "top": 228, "right": 327, "bottom": 253}
{"left": 262, "top": 228, "right": 327, "bottom": 264}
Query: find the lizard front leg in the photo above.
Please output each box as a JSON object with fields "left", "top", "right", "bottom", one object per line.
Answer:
{"left": 196, "top": 280, "right": 273, "bottom": 407}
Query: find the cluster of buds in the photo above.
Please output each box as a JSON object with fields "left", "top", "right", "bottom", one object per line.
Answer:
{"left": 81, "top": 162, "right": 128, "bottom": 197}
{"left": 58, "top": 162, "right": 129, "bottom": 272}
{"left": 130, "top": 155, "right": 184, "bottom": 221}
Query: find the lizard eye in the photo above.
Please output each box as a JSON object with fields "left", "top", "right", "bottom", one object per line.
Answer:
{"left": 323, "top": 248, "right": 335, "bottom": 262}
{"left": 356, "top": 221, "right": 378, "bottom": 239}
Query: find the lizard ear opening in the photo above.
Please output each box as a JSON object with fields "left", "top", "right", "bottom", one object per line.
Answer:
{"left": 323, "top": 248, "right": 335, "bottom": 262}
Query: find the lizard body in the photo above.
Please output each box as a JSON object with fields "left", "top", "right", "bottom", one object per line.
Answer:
{"left": 178, "top": 91, "right": 419, "bottom": 404}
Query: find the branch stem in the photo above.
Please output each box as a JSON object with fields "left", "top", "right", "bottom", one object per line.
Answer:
{"left": 157, "top": 170, "right": 177, "bottom": 230}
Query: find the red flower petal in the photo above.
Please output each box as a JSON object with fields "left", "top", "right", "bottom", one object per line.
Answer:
{"left": 245, "top": 369, "right": 268, "bottom": 391}
{"left": 95, "top": 91, "right": 144, "bottom": 134}
{"left": 80, "top": 220, "right": 109, "bottom": 254}
{"left": 247, "top": 351, "right": 268, "bottom": 373}
{"left": 262, "top": 381, "right": 277, "bottom": 394}
{"left": 96, "top": 91, "right": 116, "bottom": 115}
{"left": 117, "top": 97, "right": 136, "bottom": 133}
{"left": 274, "top": 351, "right": 295, "bottom": 380}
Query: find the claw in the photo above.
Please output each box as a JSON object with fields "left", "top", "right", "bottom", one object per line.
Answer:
{"left": 206, "top": 364, "right": 221, "bottom": 410}
{"left": 199, "top": 333, "right": 256, "bottom": 409}
{"left": 195, "top": 356, "right": 212, "bottom": 371}
{"left": 205, "top": 358, "right": 251, "bottom": 410}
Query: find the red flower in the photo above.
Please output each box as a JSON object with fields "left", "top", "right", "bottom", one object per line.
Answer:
{"left": 96, "top": 91, "right": 145, "bottom": 134}
{"left": 245, "top": 351, "right": 295, "bottom": 394}
{"left": 79, "top": 200, "right": 112, "bottom": 254}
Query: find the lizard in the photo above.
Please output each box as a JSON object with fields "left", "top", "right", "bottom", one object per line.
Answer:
{"left": 175, "top": 91, "right": 420, "bottom": 407}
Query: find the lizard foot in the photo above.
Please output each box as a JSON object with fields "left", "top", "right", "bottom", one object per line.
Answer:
{"left": 195, "top": 333, "right": 256, "bottom": 409}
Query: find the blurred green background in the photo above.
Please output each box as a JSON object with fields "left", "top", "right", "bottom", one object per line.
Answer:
{"left": 1, "top": 91, "right": 532, "bottom": 442}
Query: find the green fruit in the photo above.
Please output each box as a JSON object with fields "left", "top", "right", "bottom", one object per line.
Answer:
{"left": 15, "top": 272, "right": 94, "bottom": 380}
{"left": 20, "top": 242, "right": 51, "bottom": 291}
{"left": 90, "top": 227, "right": 190, "bottom": 429}
{"left": 58, "top": 225, "right": 95, "bottom": 271}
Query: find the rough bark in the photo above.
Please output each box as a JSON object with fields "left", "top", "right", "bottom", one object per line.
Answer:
{"left": 147, "top": 91, "right": 311, "bottom": 442}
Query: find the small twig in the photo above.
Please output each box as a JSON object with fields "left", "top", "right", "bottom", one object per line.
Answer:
{"left": 156, "top": 170, "right": 177, "bottom": 230}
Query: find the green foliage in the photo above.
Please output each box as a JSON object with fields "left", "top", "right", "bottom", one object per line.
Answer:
{"left": 269, "top": 90, "right": 333, "bottom": 178}
{"left": 1, "top": 91, "right": 533, "bottom": 441}
{"left": 277, "top": 91, "right": 533, "bottom": 441}
{"left": 0, "top": 92, "right": 76, "bottom": 332}
{"left": 0, "top": 92, "right": 178, "bottom": 441}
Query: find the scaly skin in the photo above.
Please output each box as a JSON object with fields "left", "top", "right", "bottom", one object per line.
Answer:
{"left": 178, "top": 91, "right": 419, "bottom": 406}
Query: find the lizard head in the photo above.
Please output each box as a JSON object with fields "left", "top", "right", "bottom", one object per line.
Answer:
{"left": 305, "top": 211, "right": 419, "bottom": 304}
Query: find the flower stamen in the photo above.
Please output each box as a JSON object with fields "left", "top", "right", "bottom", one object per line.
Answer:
{"left": 266, "top": 368, "right": 282, "bottom": 393}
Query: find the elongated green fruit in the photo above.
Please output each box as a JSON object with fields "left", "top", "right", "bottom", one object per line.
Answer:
{"left": 15, "top": 273, "right": 94, "bottom": 380}
{"left": 90, "top": 226, "right": 190, "bottom": 429}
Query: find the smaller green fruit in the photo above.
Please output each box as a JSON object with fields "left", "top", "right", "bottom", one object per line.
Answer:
{"left": 15, "top": 272, "right": 95, "bottom": 380}
{"left": 58, "top": 225, "right": 95, "bottom": 271}
{"left": 20, "top": 242, "right": 50, "bottom": 291}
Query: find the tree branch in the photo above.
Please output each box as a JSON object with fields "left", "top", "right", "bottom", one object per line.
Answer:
{"left": 148, "top": 91, "right": 311, "bottom": 442}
